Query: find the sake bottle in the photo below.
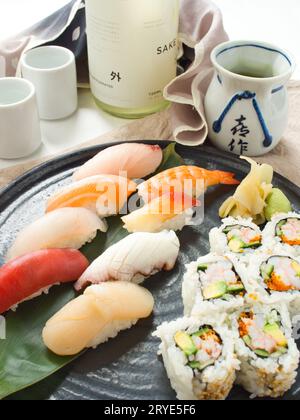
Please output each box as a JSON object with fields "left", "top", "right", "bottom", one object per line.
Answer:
{"left": 85, "top": 0, "right": 179, "bottom": 119}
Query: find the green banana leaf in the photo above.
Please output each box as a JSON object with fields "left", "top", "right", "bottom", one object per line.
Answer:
{"left": 0, "top": 143, "right": 184, "bottom": 400}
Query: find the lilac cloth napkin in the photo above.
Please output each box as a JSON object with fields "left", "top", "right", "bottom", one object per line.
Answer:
{"left": 165, "top": 0, "right": 229, "bottom": 145}
{"left": 0, "top": 0, "right": 227, "bottom": 145}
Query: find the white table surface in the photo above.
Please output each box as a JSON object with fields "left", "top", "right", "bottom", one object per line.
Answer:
{"left": 0, "top": 0, "right": 300, "bottom": 171}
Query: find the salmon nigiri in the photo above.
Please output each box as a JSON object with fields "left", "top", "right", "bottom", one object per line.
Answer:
{"left": 73, "top": 143, "right": 163, "bottom": 182}
{"left": 46, "top": 175, "right": 137, "bottom": 217}
{"left": 0, "top": 249, "right": 89, "bottom": 314}
{"left": 138, "top": 165, "right": 240, "bottom": 203}
{"left": 122, "top": 192, "right": 200, "bottom": 233}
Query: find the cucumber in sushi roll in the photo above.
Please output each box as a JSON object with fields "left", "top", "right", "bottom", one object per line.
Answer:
{"left": 153, "top": 317, "right": 240, "bottom": 400}
{"left": 182, "top": 254, "right": 249, "bottom": 316}
{"left": 232, "top": 303, "right": 299, "bottom": 398}
{"left": 246, "top": 253, "right": 300, "bottom": 314}
{"left": 262, "top": 212, "right": 300, "bottom": 257}
{"left": 209, "top": 217, "right": 262, "bottom": 259}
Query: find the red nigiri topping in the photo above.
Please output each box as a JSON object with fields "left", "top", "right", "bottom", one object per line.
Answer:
{"left": 0, "top": 249, "right": 89, "bottom": 314}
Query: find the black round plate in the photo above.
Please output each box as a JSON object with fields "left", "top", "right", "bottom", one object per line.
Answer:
{"left": 1, "top": 141, "right": 300, "bottom": 400}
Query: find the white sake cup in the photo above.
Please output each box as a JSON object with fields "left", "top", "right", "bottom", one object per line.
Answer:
{"left": 0, "top": 77, "right": 42, "bottom": 159}
{"left": 21, "top": 46, "right": 78, "bottom": 120}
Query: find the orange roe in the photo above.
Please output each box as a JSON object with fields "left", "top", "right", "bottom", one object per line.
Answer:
{"left": 201, "top": 329, "right": 221, "bottom": 344}
{"left": 250, "top": 235, "right": 262, "bottom": 243}
{"left": 281, "top": 235, "right": 300, "bottom": 246}
{"left": 238, "top": 312, "right": 254, "bottom": 338}
{"left": 267, "top": 272, "right": 294, "bottom": 292}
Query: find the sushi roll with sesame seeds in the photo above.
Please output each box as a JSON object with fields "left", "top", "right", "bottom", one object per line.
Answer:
{"left": 232, "top": 303, "right": 299, "bottom": 398}
{"left": 153, "top": 317, "right": 240, "bottom": 400}
{"left": 262, "top": 212, "right": 300, "bottom": 257}
{"left": 182, "top": 254, "right": 249, "bottom": 316}
{"left": 209, "top": 217, "right": 262, "bottom": 259}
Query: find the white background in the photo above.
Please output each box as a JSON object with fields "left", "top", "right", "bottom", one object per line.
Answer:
{"left": 0, "top": 0, "right": 300, "bottom": 170}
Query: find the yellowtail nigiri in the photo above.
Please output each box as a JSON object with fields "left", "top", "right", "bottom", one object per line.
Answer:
{"left": 46, "top": 175, "right": 137, "bottom": 217}
{"left": 7, "top": 207, "right": 107, "bottom": 262}
{"left": 75, "top": 230, "right": 180, "bottom": 291}
{"left": 122, "top": 192, "right": 200, "bottom": 233}
{"left": 73, "top": 143, "right": 163, "bottom": 181}
{"left": 43, "top": 282, "right": 154, "bottom": 356}
{"left": 138, "top": 165, "right": 240, "bottom": 203}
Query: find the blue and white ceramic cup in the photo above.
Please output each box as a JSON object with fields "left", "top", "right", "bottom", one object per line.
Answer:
{"left": 205, "top": 40, "right": 295, "bottom": 156}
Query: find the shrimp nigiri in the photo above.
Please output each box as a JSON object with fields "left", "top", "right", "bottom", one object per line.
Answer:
{"left": 7, "top": 207, "right": 107, "bottom": 262}
{"left": 121, "top": 192, "right": 200, "bottom": 233}
{"left": 73, "top": 143, "right": 163, "bottom": 182}
{"left": 43, "top": 282, "right": 154, "bottom": 356}
{"left": 138, "top": 165, "right": 240, "bottom": 203}
{"left": 0, "top": 249, "right": 89, "bottom": 314}
{"left": 75, "top": 231, "right": 180, "bottom": 291}
{"left": 46, "top": 175, "right": 137, "bottom": 217}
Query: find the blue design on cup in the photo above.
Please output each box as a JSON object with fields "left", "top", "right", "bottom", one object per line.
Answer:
{"left": 212, "top": 91, "right": 273, "bottom": 148}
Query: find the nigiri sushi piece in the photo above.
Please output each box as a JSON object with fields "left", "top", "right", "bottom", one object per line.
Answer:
{"left": 121, "top": 192, "right": 200, "bottom": 233}
{"left": 75, "top": 230, "right": 180, "bottom": 291}
{"left": 43, "top": 282, "right": 154, "bottom": 356}
{"left": 7, "top": 207, "right": 107, "bottom": 262}
{"left": 138, "top": 165, "right": 240, "bottom": 203}
{"left": 46, "top": 175, "right": 137, "bottom": 217}
{"left": 73, "top": 143, "right": 163, "bottom": 182}
{"left": 0, "top": 249, "right": 89, "bottom": 314}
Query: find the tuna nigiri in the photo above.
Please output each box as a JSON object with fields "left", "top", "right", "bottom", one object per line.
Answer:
{"left": 46, "top": 175, "right": 137, "bottom": 217}
{"left": 43, "top": 282, "right": 154, "bottom": 356}
{"left": 0, "top": 249, "right": 89, "bottom": 314}
{"left": 7, "top": 207, "right": 107, "bottom": 262}
{"left": 122, "top": 192, "right": 200, "bottom": 233}
{"left": 73, "top": 143, "right": 163, "bottom": 182}
{"left": 75, "top": 230, "right": 180, "bottom": 291}
{"left": 138, "top": 165, "right": 240, "bottom": 203}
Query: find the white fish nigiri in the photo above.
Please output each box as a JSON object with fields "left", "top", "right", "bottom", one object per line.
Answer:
{"left": 73, "top": 143, "right": 163, "bottom": 181}
{"left": 43, "top": 282, "right": 154, "bottom": 356}
{"left": 75, "top": 230, "right": 180, "bottom": 291}
{"left": 7, "top": 207, "right": 107, "bottom": 262}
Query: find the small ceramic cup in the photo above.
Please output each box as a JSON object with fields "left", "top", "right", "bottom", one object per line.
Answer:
{"left": 21, "top": 46, "right": 78, "bottom": 120}
{"left": 0, "top": 77, "right": 42, "bottom": 159}
{"left": 205, "top": 40, "right": 295, "bottom": 156}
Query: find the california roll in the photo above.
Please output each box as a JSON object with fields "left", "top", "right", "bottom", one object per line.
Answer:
{"left": 209, "top": 217, "right": 262, "bottom": 258}
{"left": 153, "top": 317, "right": 239, "bottom": 400}
{"left": 262, "top": 212, "right": 300, "bottom": 257}
{"left": 246, "top": 253, "right": 300, "bottom": 313}
{"left": 232, "top": 304, "right": 299, "bottom": 398}
{"left": 182, "top": 255, "right": 248, "bottom": 316}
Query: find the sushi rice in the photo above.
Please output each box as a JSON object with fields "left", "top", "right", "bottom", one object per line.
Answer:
{"left": 153, "top": 317, "right": 240, "bottom": 400}
{"left": 231, "top": 303, "right": 299, "bottom": 398}
{"left": 182, "top": 254, "right": 249, "bottom": 316}
{"left": 262, "top": 212, "right": 300, "bottom": 257}
{"left": 10, "top": 285, "right": 57, "bottom": 312}
{"left": 209, "top": 217, "right": 262, "bottom": 260}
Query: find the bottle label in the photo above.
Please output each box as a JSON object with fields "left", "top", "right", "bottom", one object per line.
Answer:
{"left": 86, "top": 0, "right": 179, "bottom": 109}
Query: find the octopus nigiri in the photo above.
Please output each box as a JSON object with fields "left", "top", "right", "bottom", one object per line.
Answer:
{"left": 122, "top": 192, "right": 200, "bottom": 233}
{"left": 73, "top": 143, "right": 163, "bottom": 182}
{"left": 75, "top": 230, "right": 180, "bottom": 291}
{"left": 138, "top": 165, "right": 240, "bottom": 203}
{"left": 7, "top": 207, "right": 107, "bottom": 262}
{"left": 46, "top": 175, "right": 137, "bottom": 217}
{"left": 43, "top": 282, "right": 154, "bottom": 356}
{"left": 0, "top": 249, "right": 89, "bottom": 314}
